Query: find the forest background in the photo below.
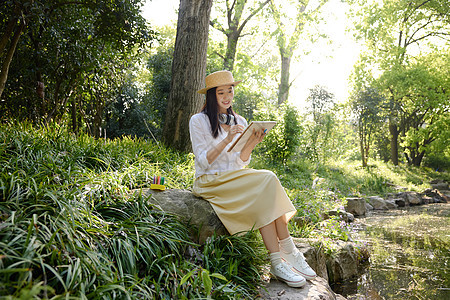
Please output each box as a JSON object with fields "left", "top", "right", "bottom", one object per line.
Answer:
{"left": 1, "top": 0, "right": 449, "bottom": 169}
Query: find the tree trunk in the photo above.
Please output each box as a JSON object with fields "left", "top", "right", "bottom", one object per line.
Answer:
{"left": 162, "top": 0, "right": 213, "bottom": 152}
{"left": 359, "top": 135, "right": 366, "bottom": 167}
{"left": 278, "top": 54, "right": 291, "bottom": 105}
{"left": 0, "top": 20, "right": 24, "bottom": 99}
{"left": 0, "top": 18, "right": 17, "bottom": 53}
{"left": 71, "top": 96, "right": 78, "bottom": 134}
{"left": 221, "top": 0, "right": 269, "bottom": 71}
{"left": 389, "top": 121, "right": 399, "bottom": 165}
{"left": 224, "top": 31, "right": 239, "bottom": 71}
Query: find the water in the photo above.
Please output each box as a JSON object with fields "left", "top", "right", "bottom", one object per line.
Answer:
{"left": 334, "top": 203, "right": 450, "bottom": 300}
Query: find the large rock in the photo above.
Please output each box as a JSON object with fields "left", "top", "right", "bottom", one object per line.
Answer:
{"left": 393, "top": 198, "right": 406, "bottom": 207}
{"left": 259, "top": 276, "right": 346, "bottom": 300}
{"left": 325, "top": 241, "right": 369, "bottom": 284}
{"left": 405, "top": 191, "right": 422, "bottom": 205}
{"left": 292, "top": 239, "right": 370, "bottom": 286}
{"left": 294, "top": 239, "right": 328, "bottom": 281}
{"left": 366, "top": 196, "right": 388, "bottom": 210}
{"left": 422, "top": 188, "right": 449, "bottom": 203}
{"left": 385, "top": 199, "right": 398, "bottom": 209}
{"left": 323, "top": 209, "right": 354, "bottom": 223}
{"left": 137, "top": 188, "right": 227, "bottom": 243}
{"left": 345, "top": 198, "right": 366, "bottom": 216}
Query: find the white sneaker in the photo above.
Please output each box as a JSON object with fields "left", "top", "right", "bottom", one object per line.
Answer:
{"left": 270, "top": 262, "right": 306, "bottom": 288}
{"left": 282, "top": 249, "right": 317, "bottom": 280}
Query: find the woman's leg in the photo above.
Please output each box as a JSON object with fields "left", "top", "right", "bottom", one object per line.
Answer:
{"left": 274, "top": 215, "right": 317, "bottom": 280}
{"left": 274, "top": 214, "right": 290, "bottom": 240}
{"left": 259, "top": 215, "right": 291, "bottom": 252}
{"left": 260, "top": 221, "right": 307, "bottom": 287}
{"left": 259, "top": 221, "right": 279, "bottom": 253}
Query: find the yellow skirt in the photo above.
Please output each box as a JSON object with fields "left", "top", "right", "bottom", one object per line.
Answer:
{"left": 193, "top": 168, "right": 297, "bottom": 235}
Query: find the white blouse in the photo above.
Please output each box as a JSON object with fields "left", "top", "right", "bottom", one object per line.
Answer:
{"left": 189, "top": 112, "right": 251, "bottom": 178}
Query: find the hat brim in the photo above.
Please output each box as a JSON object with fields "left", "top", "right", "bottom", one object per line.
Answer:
{"left": 197, "top": 80, "right": 242, "bottom": 94}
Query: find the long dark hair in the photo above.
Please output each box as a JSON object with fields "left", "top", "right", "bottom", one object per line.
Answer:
{"left": 201, "top": 87, "right": 238, "bottom": 138}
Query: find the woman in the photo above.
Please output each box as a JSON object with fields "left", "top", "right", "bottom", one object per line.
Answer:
{"left": 189, "top": 70, "right": 316, "bottom": 288}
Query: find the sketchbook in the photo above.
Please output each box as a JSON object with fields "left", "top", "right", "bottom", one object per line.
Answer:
{"left": 227, "top": 121, "right": 277, "bottom": 152}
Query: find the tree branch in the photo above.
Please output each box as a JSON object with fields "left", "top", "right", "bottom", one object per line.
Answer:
{"left": 213, "top": 51, "right": 225, "bottom": 60}
{"left": 227, "top": 0, "right": 236, "bottom": 26}
{"left": 404, "top": 0, "right": 432, "bottom": 24}
{"left": 238, "top": 0, "right": 270, "bottom": 37}
{"left": 404, "top": 14, "right": 435, "bottom": 47}
{"left": 408, "top": 31, "right": 448, "bottom": 46}
{"left": 209, "top": 20, "right": 226, "bottom": 34}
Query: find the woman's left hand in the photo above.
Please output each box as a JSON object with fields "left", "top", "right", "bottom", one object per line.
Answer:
{"left": 239, "top": 128, "right": 266, "bottom": 161}
{"left": 247, "top": 128, "right": 266, "bottom": 147}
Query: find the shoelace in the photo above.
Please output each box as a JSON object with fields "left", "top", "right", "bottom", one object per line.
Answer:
{"left": 275, "top": 264, "right": 296, "bottom": 277}
{"left": 292, "top": 251, "right": 309, "bottom": 269}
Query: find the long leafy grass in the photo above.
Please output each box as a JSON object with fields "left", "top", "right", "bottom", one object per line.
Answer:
{"left": 0, "top": 122, "right": 265, "bottom": 299}
{"left": 1, "top": 121, "right": 447, "bottom": 298}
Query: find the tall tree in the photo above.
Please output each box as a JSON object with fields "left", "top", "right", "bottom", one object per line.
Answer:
{"left": 162, "top": 0, "right": 214, "bottom": 152}
{"left": 350, "top": 87, "right": 384, "bottom": 167}
{"left": 210, "top": 0, "right": 270, "bottom": 71}
{"left": 349, "top": 0, "right": 450, "bottom": 165}
{"left": 378, "top": 53, "right": 450, "bottom": 166}
{"left": 270, "top": 0, "right": 327, "bottom": 105}
{"left": 305, "top": 85, "right": 335, "bottom": 162}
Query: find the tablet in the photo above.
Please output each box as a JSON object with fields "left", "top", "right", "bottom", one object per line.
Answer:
{"left": 227, "top": 121, "right": 277, "bottom": 152}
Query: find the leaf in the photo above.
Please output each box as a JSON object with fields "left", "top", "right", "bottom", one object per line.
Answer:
{"left": 180, "top": 268, "right": 196, "bottom": 286}
{"left": 201, "top": 269, "right": 212, "bottom": 296}
{"left": 210, "top": 272, "right": 227, "bottom": 281}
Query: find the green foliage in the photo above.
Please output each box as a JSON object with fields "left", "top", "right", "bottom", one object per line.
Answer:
{"left": 350, "top": 87, "right": 385, "bottom": 167}
{"left": 348, "top": 0, "right": 450, "bottom": 167}
{"left": 0, "top": 122, "right": 265, "bottom": 298}
{"left": 252, "top": 103, "right": 302, "bottom": 165}
{"left": 201, "top": 232, "right": 266, "bottom": 299}
{"left": 302, "top": 85, "right": 339, "bottom": 163}
{"left": 1, "top": 0, "right": 154, "bottom": 131}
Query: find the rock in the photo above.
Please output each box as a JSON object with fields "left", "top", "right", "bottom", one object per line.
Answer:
{"left": 421, "top": 195, "right": 433, "bottom": 204}
{"left": 345, "top": 198, "right": 366, "bottom": 216}
{"left": 259, "top": 276, "right": 346, "bottom": 300}
{"left": 441, "top": 190, "right": 450, "bottom": 199}
{"left": 259, "top": 239, "right": 348, "bottom": 299}
{"left": 293, "top": 239, "right": 328, "bottom": 281}
{"left": 393, "top": 198, "right": 406, "bottom": 207}
{"left": 366, "top": 196, "right": 388, "bottom": 210}
{"left": 422, "top": 188, "right": 449, "bottom": 203}
{"left": 385, "top": 199, "right": 398, "bottom": 209}
{"left": 326, "top": 241, "right": 360, "bottom": 284}
{"left": 323, "top": 209, "right": 353, "bottom": 223}
{"left": 437, "top": 190, "right": 450, "bottom": 202}
{"left": 405, "top": 191, "right": 422, "bottom": 205}
{"left": 430, "top": 179, "right": 449, "bottom": 190}
{"left": 365, "top": 203, "right": 374, "bottom": 211}
{"left": 136, "top": 188, "right": 227, "bottom": 244}
{"left": 346, "top": 212, "right": 355, "bottom": 223}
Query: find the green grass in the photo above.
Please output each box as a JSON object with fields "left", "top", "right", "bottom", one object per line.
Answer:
{"left": 0, "top": 122, "right": 264, "bottom": 299}
{"left": 1, "top": 121, "right": 448, "bottom": 298}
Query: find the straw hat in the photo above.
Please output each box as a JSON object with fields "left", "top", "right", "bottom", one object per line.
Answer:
{"left": 197, "top": 70, "right": 242, "bottom": 94}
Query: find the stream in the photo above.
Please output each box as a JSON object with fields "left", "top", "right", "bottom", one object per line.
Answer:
{"left": 333, "top": 203, "right": 450, "bottom": 300}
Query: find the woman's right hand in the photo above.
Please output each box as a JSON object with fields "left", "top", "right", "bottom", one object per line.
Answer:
{"left": 225, "top": 125, "right": 244, "bottom": 143}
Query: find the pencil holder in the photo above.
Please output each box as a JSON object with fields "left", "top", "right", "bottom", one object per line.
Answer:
{"left": 150, "top": 175, "right": 166, "bottom": 191}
